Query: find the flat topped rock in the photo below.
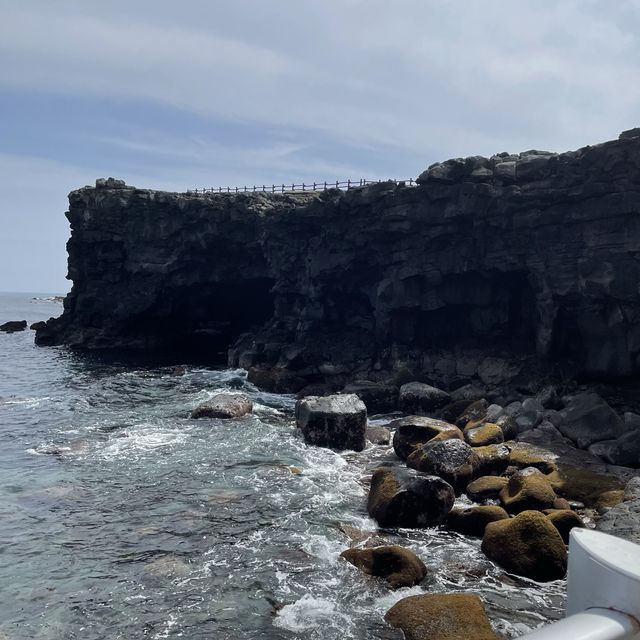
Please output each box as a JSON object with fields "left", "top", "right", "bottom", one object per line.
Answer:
{"left": 191, "top": 393, "right": 253, "bottom": 419}
{"left": 295, "top": 393, "right": 367, "bottom": 451}
{"left": 0, "top": 320, "right": 27, "bottom": 333}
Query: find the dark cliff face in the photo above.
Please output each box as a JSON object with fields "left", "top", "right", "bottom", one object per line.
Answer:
{"left": 37, "top": 133, "right": 640, "bottom": 387}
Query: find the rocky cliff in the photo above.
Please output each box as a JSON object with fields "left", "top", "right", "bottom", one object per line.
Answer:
{"left": 37, "top": 130, "right": 640, "bottom": 392}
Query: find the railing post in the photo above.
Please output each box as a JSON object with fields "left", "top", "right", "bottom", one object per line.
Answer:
{"left": 262, "top": 185, "right": 266, "bottom": 192}
{"left": 335, "top": 180, "right": 339, "bottom": 189}
{"left": 324, "top": 181, "right": 327, "bottom": 190}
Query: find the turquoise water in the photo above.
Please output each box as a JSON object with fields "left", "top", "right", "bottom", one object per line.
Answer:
{"left": 0, "top": 293, "right": 565, "bottom": 639}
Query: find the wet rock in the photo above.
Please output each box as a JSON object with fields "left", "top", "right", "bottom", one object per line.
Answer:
{"left": 338, "top": 524, "right": 382, "bottom": 545}
{"left": 507, "top": 442, "right": 557, "bottom": 474}
{"left": 552, "top": 497, "right": 572, "bottom": 510}
{"left": 455, "top": 399, "right": 489, "bottom": 428}
{"left": 464, "top": 422, "right": 504, "bottom": 447}
{"left": 596, "top": 477, "right": 640, "bottom": 544}
{"left": 499, "top": 468, "right": 557, "bottom": 514}
{"left": 295, "top": 394, "right": 366, "bottom": 451}
{"left": 482, "top": 510, "right": 567, "bottom": 582}
{"left": 546, "top": 464, "right": 624, "bottom": 507}
{"left": 398, "top": 382, "right": 451, "bottom": 414}
{"left": 247, "top": 367, "right": 306, "bottom": 394}
{"left": 536, "top": 385, "right": 561, "bottom": 410}
{"left": 447, "top": 505, "right": 509, "bottom": 537}
{"left": 340, "top": 545, "right": 427, "bottom": 588}
{"left": 484, "top": 403, "right": 504, "bottom": 423}
{"left": 543, "top": 509, "right": 584, "bottom": 544}
{"left": 594, "top": 489, "right": 625, "bottom": 512}
{"left": 466, "top": 475, "right": 509, "bottom": 502}
{"left": 496, "top": 414, "right": 518, "bottom": 440}
{"left": 0, "top": 320, "right": 27, "bottom": 333}
{"left": 473, "top": 444, "right": 511, "bottom": 477}
{"left": 191, "top": 393, "right": 253, "bottom": 419}
{"left": 391, "top": 416, "right": 463, "bottom": 460}
{"left": 558, "top": 393, "right": 627, "bottom": 449}
{"left": 440, "top": 399, "right": 474, "bottom": 424}
{"left": 30, "top": 321, "right": 47, "bottom": 331}
{"left": 366, "top": 426, "right": 391, "bottom": 445}
{"left": 384, "top": 592, "right": 499, "bottom": 640}
{"left": 588, "top": 428, "right": 640, "bottom": 466}
{"left": 406, "top": 439, "right": 479, "bottom": 493}
{"left": 367, "top": 466, "right": 455, "bottom": 527}
{"left": 343, "top": 381, "right": 398, "bottom": 414}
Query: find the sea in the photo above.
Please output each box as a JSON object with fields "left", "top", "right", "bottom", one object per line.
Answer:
{"left": 0, "top": 292, "right": 566, "bottom": 639}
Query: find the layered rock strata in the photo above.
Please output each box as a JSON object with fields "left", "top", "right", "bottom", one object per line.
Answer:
{"left": 37, "top": 132, "right": 640, "bottom": 388}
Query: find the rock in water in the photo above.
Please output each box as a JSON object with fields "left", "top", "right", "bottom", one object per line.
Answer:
{"left": 398, "top": 382, "right": 451, "bottom": 414}
{"left": 406, "top": 439, "right": 479, "bottom": 493}
{"left": 367, "top": 466, "right": 454, "bottom": 528}
{"left": 191, "top": 393, "right": 253, "bottom": 419}
{"left": 482, "top": 510, "right": 567, "bottom": 582}
{"left": 365, "top": 426, "right": 391, "bottom": 445}
{"left": 391, "top": 416, "right": 463, "bottom": 460}
{"left": 464, "top": 422, "right": 504, "bottom": 446}
{"left": 466, "top": 476, "right": 509, "bottom": 502}
{"left": 0, "top": 320, "right": 27, "bottom": 333}
{"left": 295, "top": 393, "right": 366, "bottom": 451}
{"left": 384, "top": 593, "right": 499, "bottom": 640}
{"left": 340, "top": 545, "right": 427, "bottom": 588}
{"left": 446, "top": 505, "right": 509, "bottom": 537}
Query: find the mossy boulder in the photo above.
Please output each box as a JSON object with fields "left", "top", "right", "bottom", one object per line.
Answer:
{"left": 466, "top": 475, "right": 509, "bottom": 502}
{"left": 391, "top": 416, "right": 463, "bottom": 460}
{"left": 384, "top": 592, "right": 499, "bottom": 640}
{"left": 482, "top": 510, "right": 567, "bottom": 582}
{"left": 340, "top": 545, "right": 427, "bottom": 588}
{"left": 473, "top": 444, "right": 511, "bottom": 476}
{"left": 545, "top": 464, "right": 624, "bottom": 508}
{"left": 543, "top": 509, "right": 585, "bottom": 544}
{"left": 499, "top": 468, "right": 557, "bottom": 514}
{"left": 367, "top": 466, "right": 455, "bottom": 528}
{"left": 447, "top": 505, "right": 509, "bottom": 537}
{"left": 465, "top": 422, "right": 504, "bottom": 447}
{"left": 595, "top": 489, "right": 625, "bottom": 511}
{"left": 507, "top": 442, "right": 557, "bottom": 474}
{"left": 406, "top": 439, "right": 479, "bottom": 493}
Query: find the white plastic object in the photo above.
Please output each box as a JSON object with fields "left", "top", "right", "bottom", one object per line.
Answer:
{"left": 522, "top": 609, "right": 639, "bottom": 640}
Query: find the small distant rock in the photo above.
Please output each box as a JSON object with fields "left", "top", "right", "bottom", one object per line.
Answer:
{"left": 0, "top": 320, "right": 27, "bottom": 333}
{"left": 340, "top": 545, "right": 427, "bottom": 588}
{"left": 398, "top": 382, "right": 451, "bottom": 414}
{"left": 191, "top": 393, "right": 253, "bottom": 419}
{"left": 29, "top": 321, "right": 47, "bottom": 331}
{"left": 295, "top": 393, "right": 367, "bottom": 451}
{"left": 385, "top": 593, "right": 500, "bottom": 640}
{"left": 365, "top": 426, "right": 391, "bottom": 445}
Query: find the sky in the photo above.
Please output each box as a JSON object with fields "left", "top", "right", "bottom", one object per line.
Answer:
{"left": 1, "top": 0, "right": 639, "bottom": 293}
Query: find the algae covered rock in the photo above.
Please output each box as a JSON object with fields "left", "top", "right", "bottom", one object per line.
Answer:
{"left": 391, "top": 416, "right": 463, "bottom": 460}
{"left": 340, "top": 545, "right": 427, "bottom": 588}
{"left": 499, "top": 467, "right": 556, "bottom": 514}
{"left": 464, "top": 422, "right": 504, "bottom": 447}
{"left": 546, "top": 464, "right": 624, "bottom": 507}
{"left": 384, "top": 592, "right": 499, "bottom": 640}
{"left": 399, "top": 382, "right": 451, "bottom": 414}
{"left": 367, "top": 466, "right": 455, "bottom": 528}
{"left": 406, "top": 439, "right": 479, "bottom": 493}
{"left": 474, "top": 444, "right": 511, "bottom": 476}
{"left": 191, "top": 393, "right": 253, "bottom": 419}
{"left": 466, "top": 475, "right": 509, "bottom": 502}
{"left": 482, "top": 510, "right": 567, "bottom": 582}
{"left": 543, "top": 509, "right": 584, "bottom": 544}
{"left": 507, "top": 442, "right": 557, "bottom": 474}
{"left": 447, "top": 505, "right": 509, "bottom": 537}
{"left": 295, "top": 393, "right": 367, "bottom": 451}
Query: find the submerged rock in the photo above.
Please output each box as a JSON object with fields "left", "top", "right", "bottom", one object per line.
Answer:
{"left": 295, "top": 393, "right": 367, "bottom": 451}
{"left": 384, "top": 592, "right": 499, "bottom": 640}
{"left": 367, "top": 466, "right": 454, "bottom": 528}
{"left": 340, "top": 545, "right": 427, "bottom": 588}
{"left": 391, "top": 416, "right": 463, "bottom": 460}
{"left": 0, "top": 320, "right": 27, "bottom": 333}
{"left": 191, "top": 393, "right": 253, "bottom": 419}
{"left": 482, "top": 510, "right": 567, "bottom": 582}
{"left": 398, "top": 382, "right": 451, "bottom": 414}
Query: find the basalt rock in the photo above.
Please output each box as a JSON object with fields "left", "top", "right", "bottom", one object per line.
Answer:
{"left": 1, "top": 320, "right": 27, "bottom": 333}
{"left": 398, "top": 382, "right": 451, "bottom": 414}
{"left": 190, "top": 393, "right": 253, "bottom": 419}
{"left": 391, "top": 416, "right": 463, "bottom": 460}
{"left": 34, "top": 135, "right": 640, "bottom": 389}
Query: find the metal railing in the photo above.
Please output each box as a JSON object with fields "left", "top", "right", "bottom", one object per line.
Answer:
{"left": 185, "top": 178, "right": 417, "bottom": 196}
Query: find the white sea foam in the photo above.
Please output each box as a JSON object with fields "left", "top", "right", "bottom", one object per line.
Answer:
{"left": 274, "top": 594, "right": 352, "bottom": 634}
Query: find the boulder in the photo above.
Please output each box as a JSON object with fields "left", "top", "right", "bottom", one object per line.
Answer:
{"left": 446, "top": 505, "right": 509, "bottom": 537}
{"left": 499, "top": 468, "right": 557, "bottom": 514}
{"left": 546, "top": 464, "right": 624, "bottom": 507}
{"left": 366, "top": 426, "right": 391, "bottom": 445}
{"left": 343, "top": 381, "right": 398, "bottom": 414}
{"left": 597, "top": 477, "right": 640, "bottom": 544}
{"left": 507, "top": 442, "right": 557, "bottom": 474}
{"left": 0, "top": 320, "right": 27, "bottom": 333}
{"left": 30, "top": 321, "right": 47, "bottom": 331}
{"left": 384, "top": 593, "right": 499, "bottom": 640}
{"left": 558, "top": 393, "right": 627, "bottom": 449}
{"left": 398, "top": 382, "right": 451, "bottom": 414}
{"left": 588, "top": 428, "right": 640, "bottom": 466}
{"left": 495, "top": 414, "right": 518, "bottom": 440}
{"left": 464, "top": 422, "right": 504, "bottom": 447}
{"left": 594, "top": 490, "right": 625, "bottom": 512}
{"left": 391, "top": 416, "right": 463, "bottom": 460}
{"left": 295, "top": 394, "right": 367, "bottom": 451}
{"left": 440, "top": 399, "right": 474, "bottom": 423}
{"left": 406, "top": 439, "right": 479, "bottom": 493}
{"left": 191, "top": 393, "right": 253, "bottom": 419}
{"left": 466, "top": 475, "right": 509, "bottom": 502}
{"left": 367, "top": 466, "right": 455, "bottom": 528}
{"left": 340, "top": 545, "right": 427, "bottom": 588}
{"left": 473, "top": 444, "right": 511, "bottom": 476}
{"left": 247, "top": 367, "right": 306, "bottom": 393}
{"left": 543, "top": 509, "right": 585, "bottom": 544}
{"left": 455, "top": 399, "right": 489, "bottom": 428}
{"left": 482, "top": 510, "right": 567, "bottom": 582}
{"left": 484, "top": 403, "right": 504, "bottom": 423}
